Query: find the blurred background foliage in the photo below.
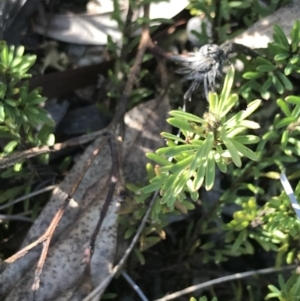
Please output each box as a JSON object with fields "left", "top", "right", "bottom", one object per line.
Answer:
{"left": 2, "top": 0, "right": 300, "bottom": 300}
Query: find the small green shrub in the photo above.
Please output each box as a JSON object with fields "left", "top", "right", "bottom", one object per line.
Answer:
{"left": 0, "top": 42, "right": 54, "bottom": 150}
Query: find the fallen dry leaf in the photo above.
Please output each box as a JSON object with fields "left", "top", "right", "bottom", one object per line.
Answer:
{"left": 33, "top": 0, "right": 189, "bottom": 45}
{"left": 0, "top": 93, "right": 170, "bottom": 301}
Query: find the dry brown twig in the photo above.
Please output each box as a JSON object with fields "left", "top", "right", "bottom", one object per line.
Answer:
{"left": 153, "top": 265, "right": 297, "bottom": 301}
{"left": 0, "top": 128, "right": 108, "bottom": 170}
{"left": 5, "top": 134, "right": 106, "bottom": 299}
{"left": 3, "top": 3, "right": 154, "bottom": 299}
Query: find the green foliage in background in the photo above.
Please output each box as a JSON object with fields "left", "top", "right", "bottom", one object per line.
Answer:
{"left": 0, "top": 42, "right": 54, "bottom": 226}
{"left": 0, "top": 42, "right": 54, "bottom": 148}
{"left": 188, "top": 0, "right": 291, "bottom": 42}
{"left": 266, "top": 274, "right": 300, "bottom": 301}
{"left": 1, "top": 0, "right": 300, "bottom": 300}
{"left": 140, "top": 66, "right": 261, "bottom": 212}
{"left": 97, "top": 0, "right": 300, "bottom": 300}
{"left": 107, "top": 0, "right": 173, "bottom": 110}
{"left": 240, "top": 20, "right": 300, "bottom": 101}
{"left": 130, "top": 11, "right": 300, "bottom": 301}
{"left": 191, "top": 297, "right": 218, "bottom": 301}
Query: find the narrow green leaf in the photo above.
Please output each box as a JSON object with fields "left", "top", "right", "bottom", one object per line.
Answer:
{"left": 277, "top": 98, "right": 291, "bottom": 116}
{"left": 161, "top": 132, "right": 186, "bottom": 143}
{"left": 4, "top": 99, "right": 17, "bottom": 107}
{"left": 146, "top": 152, "right": 173, "bottom": 166}
{"left": 290, "top": 55, "right": 299, "bottom": 64}
{"left": 0, "top": 127, "right": 15, "bottom": 139}
{"left": 284, "top": 63, "right": 294, "bottom": 76}
{"left": 189, "top": 132, "right": 214, "bottom": 175}
{"left": 170, "top": 156, "right": 194, "bottom": 173}
{"left": 4, "top": 104, "right": 16, "bottom": 123}
{"left": 224, "top": 99, "right": 261, "bottom": 129}
{"left": 1, "top": 44, "right": 9, "bottom": 67}
{"left": 291, "top": 20, "right": 300, "bottom": 52}
{"left": 275, "top": 116, "right": 296, "bottom": 129}
{"left": 150, "top": 174, "right": 168, "bottom": 184}
{"left": 228, "top": 1, "right": 251, "bottom": 8}
{"left": 167, "top": 117, "right": 193, "bottom": 132}
{"left": 166, "top": 194, "right": 176, "bottom": 208}
{"left": 169, "top": 110, "right": 204, "bottom": 123}
{"left": 34, "top": 111, "right": 55, "bottom": 126}
{"left": 274, "top": 52, "right": 290, "bottom": 61}
{"left": 291, "top": 103, "right": 300, "bottom": 118}
{"left": 274, "top": 24, "right": 290, "bottom": 49}
{"left": 256, "top": 56, "right": 274, "bottom": 66}
{"left": 23, "top": 110, "right": 41, "bottom": 127}
{"left": 190, "top": 191, "right": 199, "bottom": 202}
{"left": 8, "top": 46, "right": 15, "bottom": 67}
{"left": 172, "top": 172, "right": 188, "bottom": 195}
{"left": 192, "top": 161, "right": 205, "bottom": 191}
{"left": 219, "top": 93, "right": 239, "bottom": 118}
{"left": 272, "top": 74, "right": 284, "bottom": 94}
{"left": 276, "top": 71, "right": 293, "bottom": 91}
{"left": 231, "top": 230, "right": 247, "bottom": 252}
{"left": 244, "top": 238, "right": 254, "bottom": 254}
{"left": 0, "top": 41, "right": 7, "bottom": 53}
{"left": 200, "top": 241, "right": 215, "bottom": 250}
{"left": 243, "top": 71, "right": 264, "bottom": 79}
{"left": 238, "top": 120, "right": 260, "bottom": 129}
{"left": 24, "top": 106, "right": 40, "bottom": 114}
{"left": 226, "top": 127, "right": 247, "bottom": 138}
{"left": 281, "top": 130, "right": 289, "bottom": 148}
{"left": 270, "top": 44, "right": 287, "bottom": 55}
{"left": 267, "top": 285, "right": 281, "bottom": 294}
{"left": 157, "top": 144, "right": 199, "bottom": 157}
{"left": 232, "top": 135, "right": 260, "bottom": 144}
{"left": 26, "top": 96, "right": 47, "bottom": 106}
{"left": 45, "top": 133, "right": 55, "bottom": 146}
{"left": 139, "top": 181, "right": 163, "bottom": 194}
{"left": 219, "top": 65, "right": 235, "bottom": 112}
{"left": 0, "top": 103, "right": 4, "bottom": 122}
{"left": 222, "top": 133, "right": 241, "bottom": 167}
{"left": 215, "top": 153, "right": 227, "bottom": 173}
{"left": 231, "top": 139, "right": 258, "bottom": 161}
{"left": 3, "top": 140, "right": 18, "bottom": 153}
{"left": 208, "top": 92, "right": 219, "bottom": 115}
{"left": 205, "top": 151, "right": 215, "bottom": 190}
{"left": 286, "top": 95, "right": 300, "bottom": 105}
{"left": 10, "top": 57, "right": 23, "bottom": 69}
{"left": 134, "top": 248, "right": 145, "bottom": 265}
{"left": 262, "top": 75, "right": 273, "bottom": 93}
{"left": 256, "top": 65, "right": 277, "bottom": 72}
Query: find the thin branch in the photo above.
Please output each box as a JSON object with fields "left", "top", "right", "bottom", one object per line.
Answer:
{"left": 212, "top": 0, "right": 221, "bottom": 43}
{"left": 153, "top": 265, "right": 296, "bottom": 301}
{"left": 81, "top": 5, "right": 153, "bottom": 300}
{"left": 4, "top": 2, "right": 153, "bottom": 299}
{"left": 82, "top": 190, "right": 158, "bottom": 301}
{"left": 0, "top": 214, "right": 33, "bottom": 223}
{"left": 5, "top": 137, "right": 107, "bottom": 300}
{"left": 30, "top": 138, "right": 108, "bottom": 296}
{"left": 0, "top": 128, "right": 108, "bottom": 170}
{"left": 111, "top": 4, "right": 151, "bottom": 126}
{"left": 122, "top": 270, "right": 149, "bottom": 301}
{"left": 0, "top": 185, "right": 57, "bottom": 211}
{"left": 83, "top": 0, "right": 151, "bottom": 269}
{"left": 120, "top": 3, "right": 134, "bottom": 60}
